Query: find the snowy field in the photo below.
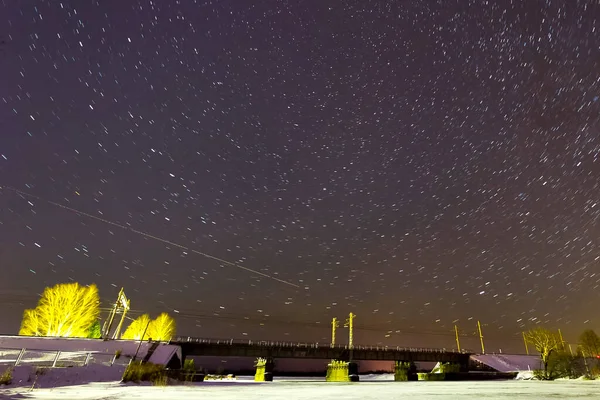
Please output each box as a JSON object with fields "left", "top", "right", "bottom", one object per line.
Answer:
{"left": 2, "top": 375, "right": 600, "bottom": 400}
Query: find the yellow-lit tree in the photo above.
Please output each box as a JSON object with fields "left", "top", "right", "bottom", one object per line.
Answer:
{"left": 121, "top": 314, "right": 151, "bottom": 340}
{"left": 19, "top": 282, "right": 100, "bottom": 337}
{"left": 524, "top": 327, "right": 562, "bottom": 377}
{"left": 148, "top": 313, "right": 176, "bottom": 341}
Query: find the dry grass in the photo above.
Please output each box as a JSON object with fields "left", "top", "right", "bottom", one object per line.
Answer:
{"left": 122, "top": 361, "right": 167, "bottom": 385}
{"left": 0, "top": 367, "right": 13, "bottom": 385}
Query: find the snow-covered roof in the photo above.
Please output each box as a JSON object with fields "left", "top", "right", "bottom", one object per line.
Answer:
{"left": 470, "top": 354, "right": 542, "bottom": 372}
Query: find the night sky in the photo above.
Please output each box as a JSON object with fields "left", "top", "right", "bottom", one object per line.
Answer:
{"left": 1, "top": 0, "right": 600, "bottom": 353}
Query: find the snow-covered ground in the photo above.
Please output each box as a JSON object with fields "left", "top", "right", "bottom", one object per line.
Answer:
{"left": 2, "top": 364, "right": 126, "bottom": 389}
{"left": 2, "top": 375, "right": 600, "bottom": 400}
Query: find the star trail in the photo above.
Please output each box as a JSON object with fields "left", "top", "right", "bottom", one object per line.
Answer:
{"left": 1, "top": 0, "right": 600, "bottom": 352}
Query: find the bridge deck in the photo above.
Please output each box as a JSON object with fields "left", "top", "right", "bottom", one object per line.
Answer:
{"left": 173, "top": 337, "right": 471, "bottom": 364}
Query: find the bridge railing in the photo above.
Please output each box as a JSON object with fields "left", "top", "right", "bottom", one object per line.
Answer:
{"left": 0, "top": 347, "right": 129, "bottom": 367}
{"left": 171, "top": 337, "right": 470, "bottom": 354}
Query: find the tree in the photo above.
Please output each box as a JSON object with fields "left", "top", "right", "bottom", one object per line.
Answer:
{"left": 147, "top": 313, "right": 176, "bottom": 342}
{"left": 19, "top": 282, "right": 100, "bottom": 337}
{"left": 87, "top": 320, "right": 102, "bottom": 339}
{"left": 579, "top": 329, "right": 600, "bottom": 358}
{"left": 121, "top": 314, "right": 151, "bottom": 340}
{"left": 547, "top": 351, "right": 585, "bottom": 380}
{"left": 524, "top": 327, "right": 562, "bottom": 379}
{"left": 122, "top": 313, "right": 175, "bottom": 342}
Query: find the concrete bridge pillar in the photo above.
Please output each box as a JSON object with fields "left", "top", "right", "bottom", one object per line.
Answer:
{"left": 254, "top": 357, "right": 274, "bottom": 381}
{"left": 394, "top": 361, "right": 417, "bottom": 381}
{"left": 459, "top": 358, "right": 470, "bottom": 373}
{"left": 326, "top": 360, "right": 359, "bottom": 382}
{"left": 348, "top": 362, "right": 359, "bottom": 382}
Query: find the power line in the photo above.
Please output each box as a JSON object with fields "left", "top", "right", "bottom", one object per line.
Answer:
{"left": 0, "top": 185, "right": 300, "bottom": 289}
{"left": 0, "top": 291, "right": 530, "bottom": 344}
{"left": 144, "top": 308, "right": 526, "bottom": 340}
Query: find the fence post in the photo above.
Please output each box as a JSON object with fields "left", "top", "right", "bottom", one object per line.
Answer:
{"left": 14, "top": 348, "right": 26, "bottom": 366}
{"left": 52, "top": 351, "right": 61, "bottom": 367}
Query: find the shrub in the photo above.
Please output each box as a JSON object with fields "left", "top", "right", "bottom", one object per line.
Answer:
{"left": 87, "top": 320, "right": 102, "bottom": 339}
{"left": 533, "top": 369, "right": 550, "bottom": 380}
{"left": 532, "top": 351, "right": 587, "bottom": 380}
{"left": 590, "top": 365, "right": 600, "bottom": 379}
{"left": 122, "top": 361, "right": 167, "bottom": 384}
{"left": 549, "top": 352, "right": 584, "bottom": 379}
{"left": 183, "top": 359, "right": 195, "bottom": 382}
{"left": 183, "top": 359, "right": 195, "bottom": 370}
{"left": 417, "top": 372, "right": 446, "bottom": 381}
{"left": 152, "top": 374, "right": 168, "bottom": 386}
{"left": 0, "top": 367, "right": 12, "bottom": 385}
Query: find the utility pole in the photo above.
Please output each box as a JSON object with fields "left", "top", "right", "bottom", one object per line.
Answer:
{"left": 454, "top": 325, "right": 461, "bottom": 352}
{"left": 112, "top": 291, "right": 131, "bottom": 339}
{"left": 102, "top": 289, "right": 120, "bottom": 338}
{"left": 331, "top": 317, "right": 339, "bottom": 348}
{"left": 102, "top": 288, "right": 130, "bottom": 339}
{"left": 344, "top": 312, "right": 356, "bottom": 361}
{"left": 558, "top": 329, "right": 566, "bottom": 351}
{"left": 345, "top": 313, "right": 356, "bottom": 349}
{"left": 477, "top": 320, "right": 485, "bottom": 355}
{"left": 133, "top": 319, "right": 151, "bottom": 362}
{"left": 522, "top": 332, "right": 529, "bottom": 355}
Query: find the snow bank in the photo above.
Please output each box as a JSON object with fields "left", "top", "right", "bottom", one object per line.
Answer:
{"left": 515, "top": 370, "right": 534, "bottom": 380}
{"left": 3, "top": 364, "right": 126, "bottom": 388}
{"left": 360, "top": 373, "right": 394, "bottom": 381}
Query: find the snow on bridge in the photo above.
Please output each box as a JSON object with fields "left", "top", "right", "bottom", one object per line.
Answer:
{"left": 0, "top": 335, "right": 182, "bottom": 368}
{"left": 471, "top": 354, "right": 542, "bottom": 373}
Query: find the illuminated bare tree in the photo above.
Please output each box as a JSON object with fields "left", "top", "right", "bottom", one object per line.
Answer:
{"left": 121, "top": 314, "right": 151, "bottom": 340}
{"left": 524, "top": 327, "right": 562, "bottom": 376}
{"left": 148, "top": 313, "right": 176, "bottom": 341}
{"left": 19, "top": 282, "right": 100, "bottom": 337}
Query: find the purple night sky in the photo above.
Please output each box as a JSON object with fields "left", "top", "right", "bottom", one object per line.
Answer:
{"left": 1, "top": 0, "right": 600, "bottom": 353}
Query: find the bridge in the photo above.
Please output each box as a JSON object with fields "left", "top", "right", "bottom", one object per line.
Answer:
{"left": 174, "top": 337, "right": 469, "bottom": 364}
{"left": 172, "top": 336, "right": 471, "bottom": 380}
